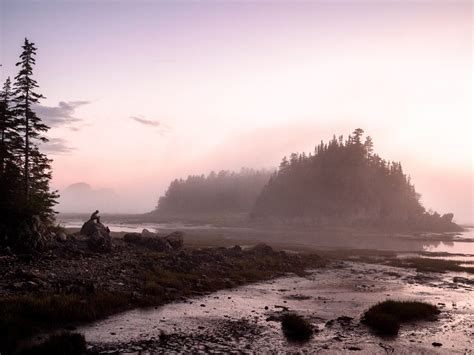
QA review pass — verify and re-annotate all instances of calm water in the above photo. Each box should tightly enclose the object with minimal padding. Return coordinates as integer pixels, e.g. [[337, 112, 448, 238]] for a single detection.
[[60, 220, 217, 233], [61, 218, 474, 256]]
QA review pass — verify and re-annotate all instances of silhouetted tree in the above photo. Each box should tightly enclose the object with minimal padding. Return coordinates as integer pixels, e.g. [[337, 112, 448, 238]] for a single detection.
[[0, 38, 58, 246], [13, 38, 49, 200], [0, 77, 20, 175]]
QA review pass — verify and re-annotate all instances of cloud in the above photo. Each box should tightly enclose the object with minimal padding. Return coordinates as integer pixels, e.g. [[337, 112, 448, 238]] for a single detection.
[[131, 116, 162, 127], [35, 101, 90, 128], [131, 115, 171, 135], [40, 137, 75, 154]]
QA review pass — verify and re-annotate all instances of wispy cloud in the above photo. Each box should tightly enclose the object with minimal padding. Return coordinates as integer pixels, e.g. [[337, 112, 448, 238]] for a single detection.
[[40, 137, 75, 155], [131, 116, 162, 127], [131, 115, 171, 135], [35, 101, 90, 129]]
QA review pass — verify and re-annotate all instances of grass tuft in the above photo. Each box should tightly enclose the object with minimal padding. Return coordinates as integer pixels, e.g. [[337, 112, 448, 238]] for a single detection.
[[362, 300, 439, 335], [281, 313, 313, 342]]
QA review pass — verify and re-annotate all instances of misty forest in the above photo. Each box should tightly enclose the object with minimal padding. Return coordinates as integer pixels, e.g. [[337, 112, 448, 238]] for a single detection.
[[0, 3, 473, 354]]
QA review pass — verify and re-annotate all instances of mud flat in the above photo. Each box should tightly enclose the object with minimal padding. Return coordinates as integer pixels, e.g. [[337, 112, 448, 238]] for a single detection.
[[0, 239, 324, 353], [83, 261, 473, 354]]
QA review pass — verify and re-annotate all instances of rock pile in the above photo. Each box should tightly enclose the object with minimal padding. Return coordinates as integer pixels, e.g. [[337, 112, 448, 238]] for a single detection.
[[123, 229, 184, 252], [80, 219, 112, 253]]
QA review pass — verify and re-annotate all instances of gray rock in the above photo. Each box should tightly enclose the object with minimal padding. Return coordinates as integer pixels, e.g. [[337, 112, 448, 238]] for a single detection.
[[250, 243, 274, 255], [164, 231, 184, 249], [87, 229, 112, 253], [123, 233, 141, 243], [141, 229, 156, 238], [141, 236, 172, 252], [80, 219, 101, 236], [57, 232, 67, 242]]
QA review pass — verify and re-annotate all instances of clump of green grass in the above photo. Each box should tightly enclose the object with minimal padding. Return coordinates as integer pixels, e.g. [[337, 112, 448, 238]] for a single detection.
[[20, 332, 86, 355], [362, 300, 439, 335], [281, 313, 313, 342]]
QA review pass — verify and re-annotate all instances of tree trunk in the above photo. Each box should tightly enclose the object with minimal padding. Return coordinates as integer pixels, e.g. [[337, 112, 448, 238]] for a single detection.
[[24, 91, 29, 201], [0, 127, 4, 176]]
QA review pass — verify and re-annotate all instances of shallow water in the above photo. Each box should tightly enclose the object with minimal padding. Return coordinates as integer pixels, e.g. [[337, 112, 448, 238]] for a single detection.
[[422, 242, 474, 255], [397, 253, 474, 263], [62, 217, 474, 256], [81, 262, 473, 354], [60, 220, 218, 233]]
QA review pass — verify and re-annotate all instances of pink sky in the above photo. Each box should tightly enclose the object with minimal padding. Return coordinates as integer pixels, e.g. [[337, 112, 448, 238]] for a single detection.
[[0, 1, 472, 222]]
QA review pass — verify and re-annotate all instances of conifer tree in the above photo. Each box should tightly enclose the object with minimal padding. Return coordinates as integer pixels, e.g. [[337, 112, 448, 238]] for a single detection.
[[0, 77, 21, 175], [13, 38, 49, 200], [12, 38, 57, 220]]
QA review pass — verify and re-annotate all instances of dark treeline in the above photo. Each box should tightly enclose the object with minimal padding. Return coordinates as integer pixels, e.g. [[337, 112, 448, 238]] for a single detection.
[[155, 168, 273, 214], [251, 129, 459, 231], [0, 38, 57, 248]]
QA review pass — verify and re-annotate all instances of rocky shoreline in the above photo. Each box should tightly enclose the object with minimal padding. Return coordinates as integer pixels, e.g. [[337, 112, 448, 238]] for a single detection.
[[0, 225, 325, 353]]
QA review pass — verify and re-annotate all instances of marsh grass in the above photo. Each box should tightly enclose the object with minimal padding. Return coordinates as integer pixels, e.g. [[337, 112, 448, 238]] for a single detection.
[[362, 300, 439, 335], [20, 332, 86, 355], [0, 292, 129, 353], [1, 247, 325, 352]]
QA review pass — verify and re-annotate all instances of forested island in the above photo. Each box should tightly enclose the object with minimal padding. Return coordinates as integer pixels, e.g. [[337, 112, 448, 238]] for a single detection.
[[153, 129, 461, 232], [155, 168, 273, 214]]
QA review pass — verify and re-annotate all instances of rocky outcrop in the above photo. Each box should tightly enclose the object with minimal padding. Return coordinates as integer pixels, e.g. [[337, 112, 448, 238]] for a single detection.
[[123, 230, 184, 252], [123, 233, 141, 243], [80, 219, 112, 253], [164, 231, 184, 249], [250, 243, 273, 255], [16, 215, 53, 252]]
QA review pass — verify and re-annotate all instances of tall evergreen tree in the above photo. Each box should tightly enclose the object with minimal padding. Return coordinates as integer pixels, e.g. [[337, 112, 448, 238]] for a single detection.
[[12, 38, 57, 221], [15, 38, 49, 201], [13, 38, 49, 200], [0, 77, 21, 175]]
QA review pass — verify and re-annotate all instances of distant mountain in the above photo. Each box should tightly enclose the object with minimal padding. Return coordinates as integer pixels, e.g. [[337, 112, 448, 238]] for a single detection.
[[57, 182, 123, 213]]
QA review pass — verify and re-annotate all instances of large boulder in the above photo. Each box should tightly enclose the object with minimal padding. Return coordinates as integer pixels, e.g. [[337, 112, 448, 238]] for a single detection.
[[141, 237, 172, 252], [87, 229, 112, 253], [141, 229, 156, 238], [123, 232, 141, 243], [16, 215, 52, 252], [80, 220, 112, 253], [164, 231, 184, 249], [250, 243, 274, 255], [123, 230, 184, 252], [80, 219, 101, 236], [56, 232, 68, 242]]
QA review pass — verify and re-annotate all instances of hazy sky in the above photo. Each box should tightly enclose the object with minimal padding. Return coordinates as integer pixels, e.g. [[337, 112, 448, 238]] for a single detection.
[[0, 0, 472, 222]]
